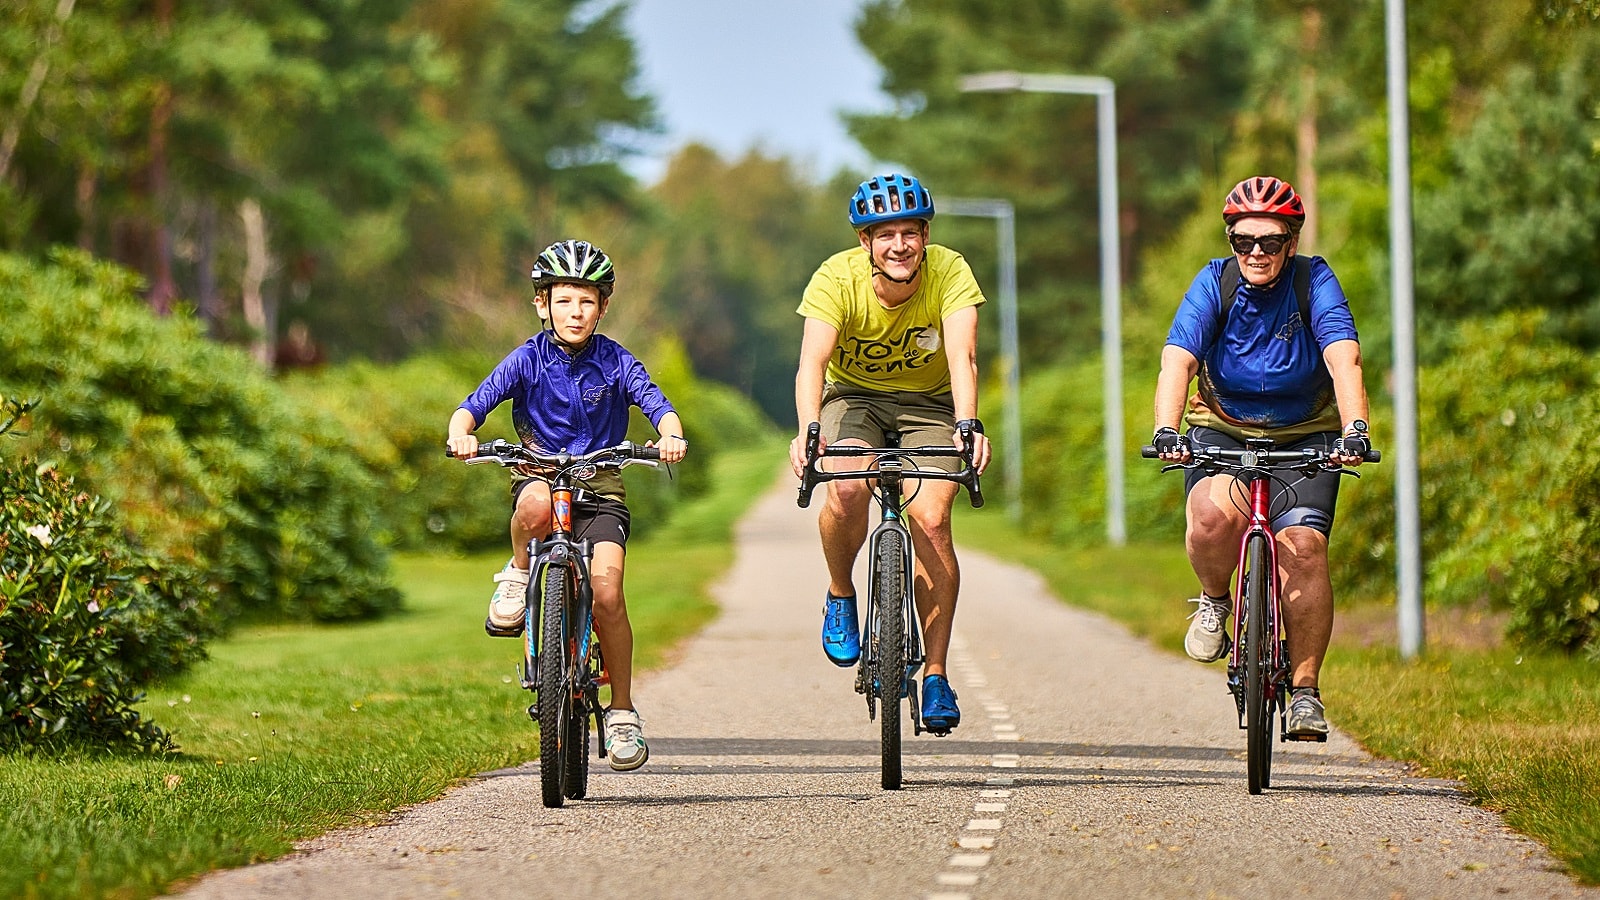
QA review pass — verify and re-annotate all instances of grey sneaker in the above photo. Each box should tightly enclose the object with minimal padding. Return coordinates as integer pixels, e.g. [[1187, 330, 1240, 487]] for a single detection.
[[487, 560, 529, 635], [1285, 692, 1330, 738], [1184, 594, 1231, 662], [604, 708, 649, 771]]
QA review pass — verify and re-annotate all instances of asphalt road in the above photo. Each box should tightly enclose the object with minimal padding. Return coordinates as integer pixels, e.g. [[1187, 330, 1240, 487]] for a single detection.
[[175, 474, 1593, 900]]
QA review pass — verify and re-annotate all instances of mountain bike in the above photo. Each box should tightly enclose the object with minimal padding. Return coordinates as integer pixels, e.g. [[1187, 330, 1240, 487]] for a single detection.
[[452, 438, 660, 808], [1143, 438, 1378, 794], [797, 421, 983, 790]]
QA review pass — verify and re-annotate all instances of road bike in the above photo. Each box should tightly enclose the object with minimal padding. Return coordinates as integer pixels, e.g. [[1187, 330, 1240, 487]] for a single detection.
[[1143, 438, 1378, 794], [797, 421, 983, 789], [453, 438, 660, 808]]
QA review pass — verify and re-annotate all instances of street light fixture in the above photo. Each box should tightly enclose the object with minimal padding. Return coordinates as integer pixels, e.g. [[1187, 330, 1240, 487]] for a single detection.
[[959, 71, 1126, 546]]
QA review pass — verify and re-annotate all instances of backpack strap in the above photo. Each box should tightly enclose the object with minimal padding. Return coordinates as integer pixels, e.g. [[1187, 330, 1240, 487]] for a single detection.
[[1216, 256, 1316, 350]]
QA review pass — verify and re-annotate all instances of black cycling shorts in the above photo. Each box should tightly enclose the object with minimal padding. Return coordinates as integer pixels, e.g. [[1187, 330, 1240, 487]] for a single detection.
[[511, 478, 632, 547], [1182, 426, 1341, 536]]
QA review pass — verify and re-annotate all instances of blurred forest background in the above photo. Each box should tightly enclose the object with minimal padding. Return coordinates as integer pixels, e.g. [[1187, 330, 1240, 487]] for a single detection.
[[2, 0, 1598, 745]]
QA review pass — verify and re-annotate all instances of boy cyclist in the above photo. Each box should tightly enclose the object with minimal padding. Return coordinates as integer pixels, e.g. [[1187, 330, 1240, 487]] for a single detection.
[[446, 239, 688, 771]]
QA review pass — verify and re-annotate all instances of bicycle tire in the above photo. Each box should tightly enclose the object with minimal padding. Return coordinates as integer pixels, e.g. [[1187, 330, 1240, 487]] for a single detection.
[[874, 529, 906, 791], [1243, 532, 1273, 794], [538, 565, 571, 808], [563, 688, 589, 800]]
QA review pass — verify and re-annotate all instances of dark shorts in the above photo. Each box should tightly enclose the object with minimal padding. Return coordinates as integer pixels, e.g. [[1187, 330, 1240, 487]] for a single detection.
[[1182, 426, 1341, 536], [511, 478, 632, 547], [819, 382, 961, 473]]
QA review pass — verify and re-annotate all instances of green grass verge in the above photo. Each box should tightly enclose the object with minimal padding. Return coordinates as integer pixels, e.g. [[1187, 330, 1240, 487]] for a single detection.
[[0, 440, 784, 900], [956, 509, 1600, 885]]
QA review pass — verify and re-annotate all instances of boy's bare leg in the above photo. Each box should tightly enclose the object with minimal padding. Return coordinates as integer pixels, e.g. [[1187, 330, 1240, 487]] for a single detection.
[[589, 541, 633, 708]]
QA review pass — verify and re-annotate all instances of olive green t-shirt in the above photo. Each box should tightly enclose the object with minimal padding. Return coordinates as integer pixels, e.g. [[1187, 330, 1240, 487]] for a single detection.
[[796, 244, 986, 394]]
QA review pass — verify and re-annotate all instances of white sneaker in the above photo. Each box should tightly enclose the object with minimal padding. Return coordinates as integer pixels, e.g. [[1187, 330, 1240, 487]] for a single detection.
[[487, 560, 529, 634], [1286, 692, 1330, 738], [1184, 594, 1231, 662], [603, 708, 649, 771]]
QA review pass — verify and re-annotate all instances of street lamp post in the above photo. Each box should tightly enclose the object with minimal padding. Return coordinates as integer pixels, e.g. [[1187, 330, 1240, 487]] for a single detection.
[[1386, 0, 1424, 657], [959, 71, 1126, 546], [945, 197, 1021, 522]]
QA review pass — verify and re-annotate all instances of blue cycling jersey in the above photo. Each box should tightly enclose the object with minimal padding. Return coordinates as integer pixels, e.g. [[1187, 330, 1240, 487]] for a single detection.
[[1165, 256, 1358, 434], [459, 331, 676, 455]]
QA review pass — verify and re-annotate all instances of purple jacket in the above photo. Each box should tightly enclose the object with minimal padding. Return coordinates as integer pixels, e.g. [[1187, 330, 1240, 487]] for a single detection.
[[459, 331, 676, 454]]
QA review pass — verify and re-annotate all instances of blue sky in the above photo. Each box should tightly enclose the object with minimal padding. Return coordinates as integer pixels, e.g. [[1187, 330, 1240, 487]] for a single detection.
[[622, 0, 892, 184]]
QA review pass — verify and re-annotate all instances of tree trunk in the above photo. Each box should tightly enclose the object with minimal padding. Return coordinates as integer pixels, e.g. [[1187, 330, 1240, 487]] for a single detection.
[[0, 0, 76, 183], [1296, 4, 1322, 253], [196, 200, 221, 337], [145, 0, 178, 314], [239, 198, 275, 368], [75, 165, 96, 251]]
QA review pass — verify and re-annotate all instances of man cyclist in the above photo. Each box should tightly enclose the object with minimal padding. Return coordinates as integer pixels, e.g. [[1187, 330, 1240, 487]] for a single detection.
[[789, 173, 992, 735], [1152, 176, 1371, 738]]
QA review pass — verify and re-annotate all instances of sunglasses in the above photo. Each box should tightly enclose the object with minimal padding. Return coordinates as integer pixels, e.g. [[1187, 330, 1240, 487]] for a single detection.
[[1227, 231, 1293, 255]]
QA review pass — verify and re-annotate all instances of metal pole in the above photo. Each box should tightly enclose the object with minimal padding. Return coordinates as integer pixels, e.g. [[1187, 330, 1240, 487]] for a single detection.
[[958, 72, 1126, 546], [1386, 0, 1424, 656], [945, 198, 1022, 521], [1096, 88, 1126, 546]]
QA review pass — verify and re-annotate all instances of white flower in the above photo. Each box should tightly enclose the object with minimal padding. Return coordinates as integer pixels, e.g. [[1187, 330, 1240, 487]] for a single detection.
[[24, 524, 52, 547]]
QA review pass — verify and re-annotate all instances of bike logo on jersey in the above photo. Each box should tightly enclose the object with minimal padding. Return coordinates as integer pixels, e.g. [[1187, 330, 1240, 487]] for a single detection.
[[834, 326, 939, 376]]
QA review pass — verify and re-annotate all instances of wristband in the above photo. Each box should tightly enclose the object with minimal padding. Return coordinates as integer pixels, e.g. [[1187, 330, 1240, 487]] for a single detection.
[[663, 434, 688, 445], [955, 418, 985, 435]]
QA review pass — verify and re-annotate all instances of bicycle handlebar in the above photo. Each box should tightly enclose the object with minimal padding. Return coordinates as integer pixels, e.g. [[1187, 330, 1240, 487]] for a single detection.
[[797, 421, 984, 510], [446, 438, 662, 470], [1139, 443, 1382, 465]]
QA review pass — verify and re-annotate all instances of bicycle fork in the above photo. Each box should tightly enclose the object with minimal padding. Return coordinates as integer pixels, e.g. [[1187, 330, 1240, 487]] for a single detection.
[[856, 514, 926, 729]]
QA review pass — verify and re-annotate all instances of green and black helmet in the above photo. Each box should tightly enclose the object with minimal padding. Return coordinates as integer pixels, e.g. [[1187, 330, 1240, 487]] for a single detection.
[[531, 239, 615, 298]]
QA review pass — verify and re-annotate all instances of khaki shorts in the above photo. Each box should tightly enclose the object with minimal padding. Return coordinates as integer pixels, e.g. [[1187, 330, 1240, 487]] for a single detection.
[[819, 382, 960, 473]]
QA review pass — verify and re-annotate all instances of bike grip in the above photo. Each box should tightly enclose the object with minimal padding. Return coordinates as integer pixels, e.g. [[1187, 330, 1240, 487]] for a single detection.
[[1141, 445, 1159, 458], [968, 480, 985, 509], [797, 479, 815, 508], [1365, 449, 1382, 463], [637, 445, 662, 461]]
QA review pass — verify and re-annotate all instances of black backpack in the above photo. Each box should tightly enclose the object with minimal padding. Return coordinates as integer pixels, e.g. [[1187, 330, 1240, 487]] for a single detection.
[[1217, 256, 1314, 350]]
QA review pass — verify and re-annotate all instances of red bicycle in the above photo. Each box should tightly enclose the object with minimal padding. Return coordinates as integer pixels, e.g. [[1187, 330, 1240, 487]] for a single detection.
[[1143, 438, 1379, 794]]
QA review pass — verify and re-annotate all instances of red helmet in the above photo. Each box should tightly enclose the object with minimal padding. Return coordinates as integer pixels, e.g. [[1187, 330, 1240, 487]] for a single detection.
[[1222, 176, 1305, 225]]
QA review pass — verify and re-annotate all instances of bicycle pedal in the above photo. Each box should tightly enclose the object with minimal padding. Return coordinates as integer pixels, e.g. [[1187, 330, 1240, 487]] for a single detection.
[[484, 616, 523, 638], [1284, 732, 1329, 743]]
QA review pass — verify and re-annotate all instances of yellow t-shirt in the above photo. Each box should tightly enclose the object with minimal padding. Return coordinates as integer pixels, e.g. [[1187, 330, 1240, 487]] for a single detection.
[[796, 244, 987, 394]]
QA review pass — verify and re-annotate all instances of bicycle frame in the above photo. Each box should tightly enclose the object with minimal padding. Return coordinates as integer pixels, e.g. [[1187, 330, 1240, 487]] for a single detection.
[[853, 451, 926, 729], [1224, 448, 1287, 733], [521, 476, 599, 714]]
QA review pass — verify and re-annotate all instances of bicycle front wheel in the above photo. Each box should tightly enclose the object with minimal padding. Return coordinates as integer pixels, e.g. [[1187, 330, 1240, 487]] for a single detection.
[[537, 565, 573, 808], [1243, 532, 1274, 794], [874, 529, 907, 791]]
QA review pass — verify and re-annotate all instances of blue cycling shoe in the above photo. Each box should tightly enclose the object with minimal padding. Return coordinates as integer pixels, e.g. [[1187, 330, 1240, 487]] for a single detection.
[[921, 674, 960, 735], [821, 593, 860, 667]]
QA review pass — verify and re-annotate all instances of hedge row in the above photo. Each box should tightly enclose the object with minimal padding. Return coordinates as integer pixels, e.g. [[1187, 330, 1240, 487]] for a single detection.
[[0, 250, 400, 623]]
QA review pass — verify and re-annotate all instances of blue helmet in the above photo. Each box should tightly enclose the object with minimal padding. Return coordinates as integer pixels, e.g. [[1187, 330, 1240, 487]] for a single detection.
[[848, 173, 935, 230]]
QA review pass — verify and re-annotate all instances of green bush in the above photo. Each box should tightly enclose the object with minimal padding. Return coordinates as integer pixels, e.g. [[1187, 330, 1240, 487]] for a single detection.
[[1331, 313, 1587, 596], [1, 400, 214, 751], [0, 250, 399, 622]]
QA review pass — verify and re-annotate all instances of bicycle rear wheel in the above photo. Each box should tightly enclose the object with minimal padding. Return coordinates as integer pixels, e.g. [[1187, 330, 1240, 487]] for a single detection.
[[1243, 532, 1274, 794], [537, 565, 572, 808], [874, 529, 907, 791]]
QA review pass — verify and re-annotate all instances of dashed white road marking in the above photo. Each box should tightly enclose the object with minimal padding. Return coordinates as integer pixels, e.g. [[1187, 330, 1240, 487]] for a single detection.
[[926, 636, 1022, 900]]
